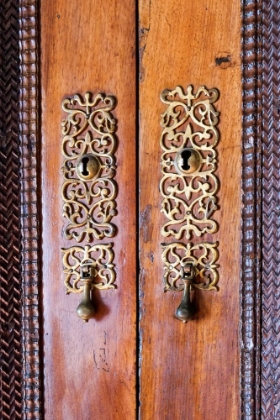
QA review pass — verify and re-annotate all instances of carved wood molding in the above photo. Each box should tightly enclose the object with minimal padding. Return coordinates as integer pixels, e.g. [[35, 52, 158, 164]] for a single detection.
[[0, 0, 277, 418], [19, 1, 42, 418], [0, 1, 22, 419], [261, 1, 280, 418], [241, 1, 262, 419]]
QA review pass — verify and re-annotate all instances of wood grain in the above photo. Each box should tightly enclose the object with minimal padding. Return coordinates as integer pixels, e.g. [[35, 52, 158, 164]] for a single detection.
[[139, 1, 242, 419], [41, 1, 136, 419]]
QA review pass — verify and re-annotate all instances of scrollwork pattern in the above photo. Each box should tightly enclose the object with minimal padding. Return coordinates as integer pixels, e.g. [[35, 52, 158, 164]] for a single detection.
[[160, 85, 219, 239], [61, 244, 116, 293], [162, 242, 219, 292], [61, 92, 117, 242]]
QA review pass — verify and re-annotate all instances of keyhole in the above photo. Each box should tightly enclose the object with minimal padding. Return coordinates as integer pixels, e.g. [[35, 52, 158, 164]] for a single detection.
[[180, 150, 192, 170], [175, 148, 201, 175], [81, 157, 89, 176], [76, 154, 100, 180]]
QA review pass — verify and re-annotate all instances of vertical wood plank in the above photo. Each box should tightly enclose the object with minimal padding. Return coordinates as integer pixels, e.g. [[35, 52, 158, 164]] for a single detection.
[[41, 2, 136, 419], [139, 1, 242, 419]]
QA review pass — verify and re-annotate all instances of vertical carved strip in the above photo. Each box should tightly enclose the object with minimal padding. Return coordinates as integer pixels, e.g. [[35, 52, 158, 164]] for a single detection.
[[19, 1, 42, 418], [261, 1, 280, 418], [0, 1, 22, 419], [241, 1, 262, 419]]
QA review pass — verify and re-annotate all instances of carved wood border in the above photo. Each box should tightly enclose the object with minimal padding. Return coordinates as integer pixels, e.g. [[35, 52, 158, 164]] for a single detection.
[[241, 1, 262, 419], [0, 1, 22, 419], [260, 1, 280, 418], [19, 1, 42, 418], [241, 1, 280, 419], [0, 0, 277, 418]]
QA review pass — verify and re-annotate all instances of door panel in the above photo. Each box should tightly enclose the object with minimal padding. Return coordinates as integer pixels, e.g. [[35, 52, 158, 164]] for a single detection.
[[40, 0, 242, 419], [41, 1, 136, 419], [139, 1, 241, 419]]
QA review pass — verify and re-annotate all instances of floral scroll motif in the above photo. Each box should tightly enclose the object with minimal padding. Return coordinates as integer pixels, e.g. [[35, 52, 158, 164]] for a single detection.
[[61, 92, 117, 243], [160, 85, 220, 240], [162, 242, 219, 292], [61, 244, 116, 294]]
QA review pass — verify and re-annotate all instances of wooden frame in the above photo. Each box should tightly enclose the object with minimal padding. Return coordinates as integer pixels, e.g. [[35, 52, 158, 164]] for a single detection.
[[258, 1, 280, 418], [0, 0, 278, 418], [19, 1, 42, 418], [241, 1, 262, 418]]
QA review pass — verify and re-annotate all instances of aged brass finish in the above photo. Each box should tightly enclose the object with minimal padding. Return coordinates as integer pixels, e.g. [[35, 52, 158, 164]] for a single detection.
[[61, 244, 116, 321], [61, 92, 117, 243], [162, 242, 219, 322], [76, 154, 100, 181], [76, 265, 96, 322], [160, 85, 220, 320], [62, 244, 116, 322], [162, 242, 218, 292], [62, 244, 116, 293], [61, 92, 118, 321], [174, 148, 201, 175], [175, 263, 196, 323], [160, 85, 219, 240]]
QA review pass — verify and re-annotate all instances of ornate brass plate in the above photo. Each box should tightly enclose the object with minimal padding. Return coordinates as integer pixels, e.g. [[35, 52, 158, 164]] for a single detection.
[[61, 92, 118, 243], [61, 244, 116, 294], [160, 85, 219, 240], [160, 85, 220, 321], [162, 242, 219, 292]]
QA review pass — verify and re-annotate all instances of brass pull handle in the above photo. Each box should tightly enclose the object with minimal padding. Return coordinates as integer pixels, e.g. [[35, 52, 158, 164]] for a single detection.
[[61, 92, 118, 322], [62, 244, 116, 322], [160, 85, 220, 321], [162, 242, 219, 322], [175, 263, 196, 323], [76, 265, 96, 322]]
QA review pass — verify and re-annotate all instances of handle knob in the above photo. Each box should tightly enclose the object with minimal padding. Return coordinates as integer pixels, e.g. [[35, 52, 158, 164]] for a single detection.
[[76, 265, 96, 322], [175, 263, 196, 323], [76, 282, 95, 322]]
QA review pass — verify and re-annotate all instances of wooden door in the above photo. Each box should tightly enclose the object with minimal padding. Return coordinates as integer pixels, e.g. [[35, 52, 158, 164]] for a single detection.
[[41, 1, 137, 419], [138, 2, 241, 419], [40, 1, 241, 419]]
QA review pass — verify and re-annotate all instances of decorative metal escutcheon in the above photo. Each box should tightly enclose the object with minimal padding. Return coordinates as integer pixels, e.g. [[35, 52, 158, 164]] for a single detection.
[[62, 244, 116, 322], [160, 84, 220, 240], [160, 85, 220, 322], [162, 242, 219, 322], [61, 92, 118, 321], [61, 91, 118, 243]]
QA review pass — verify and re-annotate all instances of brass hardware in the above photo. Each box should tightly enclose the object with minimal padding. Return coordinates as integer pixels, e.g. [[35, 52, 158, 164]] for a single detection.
[[160, 85, 220, 320], [61, 244, 116, 322], [162, 242, 218, 292], [76, 265, 96, 322], [162, 242, 219, 322], [61, 92, 117, 243], [175, 263, 196, 323], [174, 148, 201, 175], [62, 244, 115, 292], [160, 85, 219, 240], [76, 154, 100, 181]]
